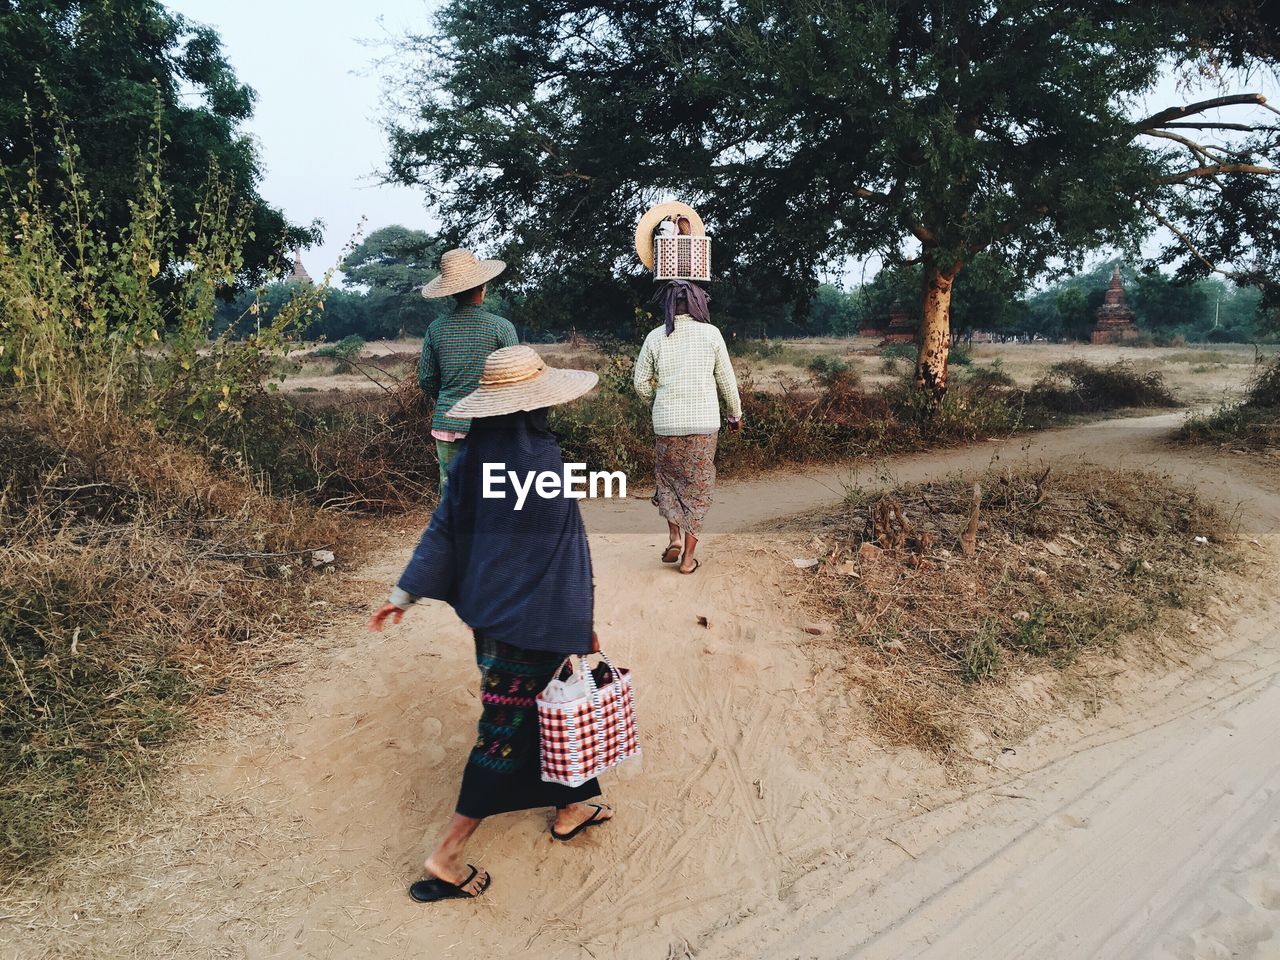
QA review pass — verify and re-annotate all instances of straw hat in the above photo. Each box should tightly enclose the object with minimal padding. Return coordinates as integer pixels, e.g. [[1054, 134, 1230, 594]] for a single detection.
[[447, 345, 598, 418], [634, 201, 706, 271], [420, 248, 507, 299]]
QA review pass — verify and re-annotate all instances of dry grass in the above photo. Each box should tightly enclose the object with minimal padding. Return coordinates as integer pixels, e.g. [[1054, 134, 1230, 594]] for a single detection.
[[1180, 354, 1280, 450], [1027, 360, 1178, 413], [792, 467, 1235, 758], [0, 405, 349, 876]]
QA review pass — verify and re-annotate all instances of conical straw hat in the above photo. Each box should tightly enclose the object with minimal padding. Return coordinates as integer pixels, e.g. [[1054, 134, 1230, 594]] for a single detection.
[[447, 345, 599, 418], [421, 248, 507, 298], [635, 200, 706, 271]]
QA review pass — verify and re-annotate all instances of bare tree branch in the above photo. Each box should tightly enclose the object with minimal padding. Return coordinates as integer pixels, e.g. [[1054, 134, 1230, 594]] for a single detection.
[[1160, 121, 1275, 133], [909, 222, 936, 246], [1133, 197, 1240, 280], [1137, 94, 1269, 130], [1155, 163, 1280, 184], [1140, 128, 1220, 163]]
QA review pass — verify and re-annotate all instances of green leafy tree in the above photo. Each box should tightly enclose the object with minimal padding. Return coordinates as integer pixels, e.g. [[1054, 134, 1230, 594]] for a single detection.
[[949, 256, 1027, 340], [807, 284, 859, 336], [0, 0, 316, 282], [1054, 288, 1095, 342], [386, 0, 1280, 399], [1022, 289, 1064, 341], [1206, 281, 1265, 339], [852, 263, 921, 335], [341, 225, 447, 338], [849, 253, 1026, 340], [1131, 272, 1209, 331]]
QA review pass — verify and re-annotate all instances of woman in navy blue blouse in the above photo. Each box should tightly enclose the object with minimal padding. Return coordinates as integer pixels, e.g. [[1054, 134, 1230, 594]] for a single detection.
[[370, 346, 610, 904]]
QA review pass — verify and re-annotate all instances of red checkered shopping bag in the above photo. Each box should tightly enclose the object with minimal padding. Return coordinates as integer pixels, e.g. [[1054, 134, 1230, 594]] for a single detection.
[[538, 652, 640, 788]]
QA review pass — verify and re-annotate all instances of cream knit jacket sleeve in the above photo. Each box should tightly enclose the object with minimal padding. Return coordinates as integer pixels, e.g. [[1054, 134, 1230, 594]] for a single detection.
[[634, 330, 657, 404], [713, 331, 743, 421]]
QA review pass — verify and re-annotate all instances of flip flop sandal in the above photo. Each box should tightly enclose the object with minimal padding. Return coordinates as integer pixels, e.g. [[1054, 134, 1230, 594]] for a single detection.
[[661, 544, 681, 563], [678, 558, 701, 575], [551, 803, 613, 842], [408, 864, 491, 902]]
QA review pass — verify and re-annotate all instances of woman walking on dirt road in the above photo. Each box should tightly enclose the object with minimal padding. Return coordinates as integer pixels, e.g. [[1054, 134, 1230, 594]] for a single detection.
[[418, 248, 518, 494], [632, 201, 742, 575], [370, 345, 614, 903]]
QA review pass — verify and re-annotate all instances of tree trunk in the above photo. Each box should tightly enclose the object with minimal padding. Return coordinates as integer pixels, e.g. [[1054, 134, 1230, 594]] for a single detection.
[[915, 258, 961, 398]]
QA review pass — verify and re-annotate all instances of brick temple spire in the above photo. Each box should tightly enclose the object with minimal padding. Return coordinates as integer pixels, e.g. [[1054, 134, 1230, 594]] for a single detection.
[[288, 249, 312, 284], [1090, 266, 1138, 344]]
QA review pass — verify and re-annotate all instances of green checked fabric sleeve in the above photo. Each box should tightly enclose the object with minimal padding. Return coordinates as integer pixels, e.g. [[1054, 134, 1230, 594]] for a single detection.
[[633, 316, 743, 436], [419, 306, 519, 433]]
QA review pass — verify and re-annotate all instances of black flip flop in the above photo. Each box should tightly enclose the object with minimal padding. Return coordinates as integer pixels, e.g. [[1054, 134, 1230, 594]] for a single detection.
[[661, 544, 681, 563], [551, 803, 612, 842], [408, 864, 491, 902], [678, 558, 701, 575]]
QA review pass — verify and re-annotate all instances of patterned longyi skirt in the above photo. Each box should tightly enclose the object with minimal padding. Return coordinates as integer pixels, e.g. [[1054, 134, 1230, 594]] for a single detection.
[[454, 634, 600, 820], [652, 433, 718, 536]]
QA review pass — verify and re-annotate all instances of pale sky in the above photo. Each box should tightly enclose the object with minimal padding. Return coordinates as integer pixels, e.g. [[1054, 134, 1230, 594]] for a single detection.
[[166, 1, 1276, 288], [168, 0, 438, 279]]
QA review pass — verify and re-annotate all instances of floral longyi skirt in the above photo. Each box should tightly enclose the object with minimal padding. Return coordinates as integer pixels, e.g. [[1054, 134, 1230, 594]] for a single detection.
[[652, 433, 717, 536]]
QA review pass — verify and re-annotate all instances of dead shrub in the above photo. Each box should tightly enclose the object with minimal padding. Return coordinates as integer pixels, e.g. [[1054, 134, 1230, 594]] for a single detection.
[[287, 375, 440, 510], [0, 406, 345, 874], [1179, 354, 1280, 449], [1245, 354, 1280, 409], [800, 468, 1232, 756], [1028, 359, 1178, 413]]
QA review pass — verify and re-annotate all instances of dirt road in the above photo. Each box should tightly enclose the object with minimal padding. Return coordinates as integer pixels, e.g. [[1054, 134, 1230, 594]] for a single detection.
[[5, 413, 1279, 960]]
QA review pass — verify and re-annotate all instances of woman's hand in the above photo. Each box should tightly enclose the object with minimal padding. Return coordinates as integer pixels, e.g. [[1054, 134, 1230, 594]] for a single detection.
[[369, 603, 406, 632], [727, 415, 743, 432], [591, 630, 600, 653]]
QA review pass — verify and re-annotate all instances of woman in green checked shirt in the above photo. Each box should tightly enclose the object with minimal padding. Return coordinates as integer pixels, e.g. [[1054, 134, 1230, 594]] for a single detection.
[[419, 249, 519, 493], [633, 280, 743, 574]]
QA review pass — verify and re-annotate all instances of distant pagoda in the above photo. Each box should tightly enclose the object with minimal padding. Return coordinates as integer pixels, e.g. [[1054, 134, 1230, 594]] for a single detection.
[[858, 312, 887, 339], [288, 249, 312, 285], [881, 303, 918, 344], [1089, 266, 1138, 344]]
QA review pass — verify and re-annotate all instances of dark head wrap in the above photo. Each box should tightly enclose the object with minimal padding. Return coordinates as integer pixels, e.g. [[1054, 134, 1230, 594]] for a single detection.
[[396, 409, 594, 655], [651, 280, 710, 336]]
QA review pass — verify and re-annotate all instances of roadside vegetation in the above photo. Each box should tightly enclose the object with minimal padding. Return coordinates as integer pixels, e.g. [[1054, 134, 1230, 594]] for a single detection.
[[0, 126, 359, 874], [794, 468, 1235, 757], [1180, 354, 1280, 450]]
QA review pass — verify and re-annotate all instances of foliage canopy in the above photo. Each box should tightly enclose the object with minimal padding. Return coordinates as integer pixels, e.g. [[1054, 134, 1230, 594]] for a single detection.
[[386, 0, 1280, 389], [0, 0, 316, 283]]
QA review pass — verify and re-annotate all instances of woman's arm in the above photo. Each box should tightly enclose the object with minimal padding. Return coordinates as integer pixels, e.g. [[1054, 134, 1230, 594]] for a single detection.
[[369, 477, 457, 630], [632, 334, 657, 403], [418, 330, 441, 398], [713, 332, 743, 420]]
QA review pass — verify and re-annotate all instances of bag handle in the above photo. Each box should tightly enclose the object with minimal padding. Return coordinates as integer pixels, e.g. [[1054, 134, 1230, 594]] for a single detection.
[[552, 652, 623, 712]]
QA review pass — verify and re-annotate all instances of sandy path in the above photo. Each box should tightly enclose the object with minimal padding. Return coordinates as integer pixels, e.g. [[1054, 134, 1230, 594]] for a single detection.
[[701, 594, 1280, 959], [4, 413, 1279, 960], [587, 412, 1280, 535]]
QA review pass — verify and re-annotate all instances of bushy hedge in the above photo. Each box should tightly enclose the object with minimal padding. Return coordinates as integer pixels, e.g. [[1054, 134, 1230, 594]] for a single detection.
[[1180, 355, 1280, 448], [1028, 360, 1178, 413]]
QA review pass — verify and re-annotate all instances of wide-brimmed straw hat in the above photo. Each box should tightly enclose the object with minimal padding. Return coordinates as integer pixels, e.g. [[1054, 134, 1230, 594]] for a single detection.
[[634, 200, 706, 271], [420, 248, 507, 299], [447, 345, 598, 418]]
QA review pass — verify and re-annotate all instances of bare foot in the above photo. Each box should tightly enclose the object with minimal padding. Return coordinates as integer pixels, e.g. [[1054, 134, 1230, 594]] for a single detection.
[[662, 542, 681, 563], [423, 854, 489, 896], [553, 802, 614, 838], [678, 555, 700, 574]]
